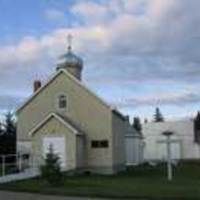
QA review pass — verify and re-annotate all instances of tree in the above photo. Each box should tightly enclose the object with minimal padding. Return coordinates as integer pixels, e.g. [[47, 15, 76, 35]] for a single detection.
[[133, 117, 142, 134], [4, 112, 16, 136], [194, 111, 200, 143], [154, 107, 164, 122], [0, 122, 4, 135], [0, 122, 5, 155], [40, 144, 63, 185], [0, 112, 16, 155], [4, 112, 16, 154]]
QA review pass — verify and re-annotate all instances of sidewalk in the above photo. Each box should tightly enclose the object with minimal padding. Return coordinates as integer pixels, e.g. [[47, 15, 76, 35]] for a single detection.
[[0, 168, 39, 183]]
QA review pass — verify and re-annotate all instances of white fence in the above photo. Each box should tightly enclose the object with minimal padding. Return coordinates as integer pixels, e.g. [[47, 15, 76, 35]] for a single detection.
[[0, 153, 33, 177], [0, 154, 43, 183]]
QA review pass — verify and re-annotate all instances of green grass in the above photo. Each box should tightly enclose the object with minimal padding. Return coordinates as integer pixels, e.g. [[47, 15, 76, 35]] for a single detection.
[[0, 162, 200, 199]]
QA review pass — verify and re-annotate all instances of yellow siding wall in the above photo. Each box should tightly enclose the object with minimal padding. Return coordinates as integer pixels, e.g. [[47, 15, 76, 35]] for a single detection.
[[17, 71, 113, 169]]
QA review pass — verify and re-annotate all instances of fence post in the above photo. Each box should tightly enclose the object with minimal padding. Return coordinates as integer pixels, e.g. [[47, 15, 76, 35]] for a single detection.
[[16, 154, 18, 170], [2, 155, 5, 176], [18, 153, 22, 172], [29, 154, 33, 169]]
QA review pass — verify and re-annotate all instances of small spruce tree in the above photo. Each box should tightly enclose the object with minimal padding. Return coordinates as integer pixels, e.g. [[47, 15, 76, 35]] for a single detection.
[[154, 107, 164, 122], [40, 144, 63, 185], [133, 117, 142, 134]]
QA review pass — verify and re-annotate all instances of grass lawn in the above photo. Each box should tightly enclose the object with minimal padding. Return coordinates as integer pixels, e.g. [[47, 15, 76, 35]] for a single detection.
[[0, 162, 200, 199]]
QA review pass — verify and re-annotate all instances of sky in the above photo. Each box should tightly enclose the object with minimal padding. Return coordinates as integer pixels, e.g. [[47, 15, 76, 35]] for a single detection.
[[0, 0, 199, 121]]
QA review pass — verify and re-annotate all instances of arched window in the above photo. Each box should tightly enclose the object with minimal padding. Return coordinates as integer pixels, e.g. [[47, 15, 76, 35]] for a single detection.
[[58, 94, 67, 109]]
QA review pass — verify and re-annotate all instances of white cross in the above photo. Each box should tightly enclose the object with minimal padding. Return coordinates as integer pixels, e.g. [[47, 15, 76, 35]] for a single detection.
[[162, 131, 174, 181], [67, 34, 73, 50]]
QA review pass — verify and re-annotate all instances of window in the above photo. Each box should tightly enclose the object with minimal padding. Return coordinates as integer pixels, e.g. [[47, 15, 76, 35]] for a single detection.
[[58, 94, 67, 109], [100, 140, 109, 147], [91, 140, 99, 148], [91, 140, 109, 148]]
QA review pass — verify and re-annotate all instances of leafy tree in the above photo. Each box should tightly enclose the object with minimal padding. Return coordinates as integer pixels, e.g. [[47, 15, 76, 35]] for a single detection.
[[133, 117, 142, 134], [40, 144, 63, 186], [154, 107, 164, 122], [194, 111, 200, 143]]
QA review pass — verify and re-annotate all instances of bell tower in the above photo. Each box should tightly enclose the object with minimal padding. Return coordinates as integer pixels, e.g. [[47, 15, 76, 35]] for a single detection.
[[57, 34, 83, 80]]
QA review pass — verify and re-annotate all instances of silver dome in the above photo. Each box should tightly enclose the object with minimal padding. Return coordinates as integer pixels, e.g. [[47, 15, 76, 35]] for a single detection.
[[59, 50, 83, 68], [56, 35, 84, 80]]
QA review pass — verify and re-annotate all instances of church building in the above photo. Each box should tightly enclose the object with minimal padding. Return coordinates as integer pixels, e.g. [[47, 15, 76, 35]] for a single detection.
[[16, 37, 127, 174]]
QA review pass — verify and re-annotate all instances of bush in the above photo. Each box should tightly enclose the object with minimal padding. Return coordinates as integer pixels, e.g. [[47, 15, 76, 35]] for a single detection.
[[40, 144, 63, 186]]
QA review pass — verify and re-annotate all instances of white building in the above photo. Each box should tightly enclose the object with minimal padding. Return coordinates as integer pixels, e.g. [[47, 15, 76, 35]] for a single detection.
[[125, 118, 144, 165], [143, 120, 200, 162]]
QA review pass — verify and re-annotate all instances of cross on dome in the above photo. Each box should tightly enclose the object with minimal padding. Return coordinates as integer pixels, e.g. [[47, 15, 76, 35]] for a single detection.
[[57, 33, 83, 80], [67, 34, 73, 51]]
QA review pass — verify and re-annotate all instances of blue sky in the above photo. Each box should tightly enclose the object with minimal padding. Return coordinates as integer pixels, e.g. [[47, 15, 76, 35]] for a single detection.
[[0, 0, 74, 42], [0, 0, 199, 121]]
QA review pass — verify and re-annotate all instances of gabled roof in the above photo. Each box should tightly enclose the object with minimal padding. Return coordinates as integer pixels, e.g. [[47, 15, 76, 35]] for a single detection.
[[16, 69, 112, 113], [29, 112, 83, 136], [16, 68, 126, 121], [56, 113, 86, 135]]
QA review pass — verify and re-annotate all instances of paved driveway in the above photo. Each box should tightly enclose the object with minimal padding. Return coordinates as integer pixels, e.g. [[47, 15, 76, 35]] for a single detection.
[[0, 191, 122, 200]]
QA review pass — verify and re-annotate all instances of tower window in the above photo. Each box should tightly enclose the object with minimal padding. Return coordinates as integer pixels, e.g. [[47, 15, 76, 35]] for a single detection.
[[58, 94, 67, 109]]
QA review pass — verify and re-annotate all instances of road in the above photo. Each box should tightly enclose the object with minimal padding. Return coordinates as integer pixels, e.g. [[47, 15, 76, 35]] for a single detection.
[[0, 190, 123, 200]]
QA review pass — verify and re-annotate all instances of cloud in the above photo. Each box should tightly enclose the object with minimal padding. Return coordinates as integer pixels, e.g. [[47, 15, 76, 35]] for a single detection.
[[0, 0, 200, 117], [71, 1, 110, 25], [70, 0, 200, 64], [0, 95, 23, 110], [113, 91, 200, 108], [44, 9, 65, 22], [1, 0, 199, 83]]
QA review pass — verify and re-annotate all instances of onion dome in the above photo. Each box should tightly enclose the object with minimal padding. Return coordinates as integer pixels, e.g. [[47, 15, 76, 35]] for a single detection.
[[57, 34, 83, 80]]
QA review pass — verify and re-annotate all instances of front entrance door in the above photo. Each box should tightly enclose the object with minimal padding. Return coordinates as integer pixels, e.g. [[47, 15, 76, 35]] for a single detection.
[[43, 136, 66, 168]]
